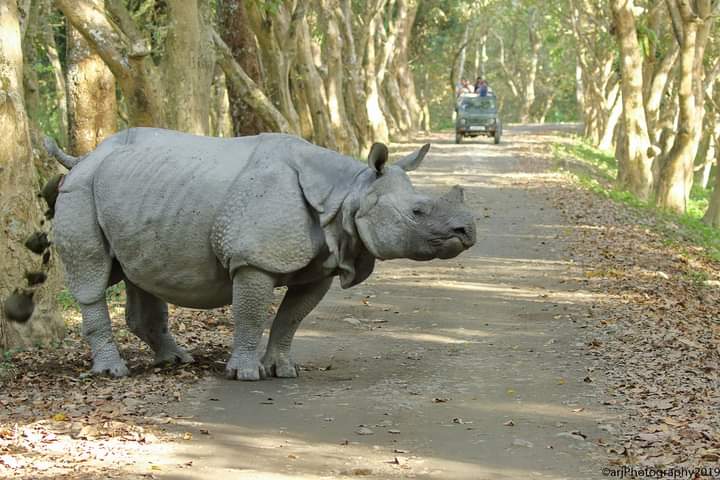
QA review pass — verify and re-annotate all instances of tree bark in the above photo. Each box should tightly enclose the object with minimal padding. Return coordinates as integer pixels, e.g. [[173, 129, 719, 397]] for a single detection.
[[56, 0, 166, 127], [213, 32, 292, 134], [291, 72, 314, 140], [209, 66, 234, 138], [321, 0, 359, 155], [42, 2, 69, 148], [66, 1, 117, 156], [655, 0, 714, 212], [364, 15, 389, 144], [163, 0, 214, 134], [1, 0, 63, 350], [296, 15, 337, 150], [455, 24, 470, 86], [246, 2, 302, 134], [703, 133, 720, 226], [610, 0, 654, 200], [338, 0, 373, 154], [520, 10, 541, 123], [598, 82, 622, 151], [218, 0, 265, 136], [390, 0, 421, 131]]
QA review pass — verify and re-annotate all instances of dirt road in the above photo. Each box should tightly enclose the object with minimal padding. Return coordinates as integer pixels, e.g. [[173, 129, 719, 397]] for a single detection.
[[146, 126, 612, 480]]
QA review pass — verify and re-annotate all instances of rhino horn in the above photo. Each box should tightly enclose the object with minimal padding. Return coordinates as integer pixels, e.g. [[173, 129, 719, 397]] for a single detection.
[[395, 143, 430, 171], [441, 185, 465, 204]]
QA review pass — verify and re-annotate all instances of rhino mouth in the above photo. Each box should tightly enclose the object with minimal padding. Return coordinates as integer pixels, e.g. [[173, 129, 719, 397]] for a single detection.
[[428, 236, 469, 259]]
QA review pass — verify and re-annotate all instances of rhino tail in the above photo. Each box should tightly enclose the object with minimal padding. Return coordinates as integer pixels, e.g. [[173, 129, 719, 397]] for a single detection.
[[44, 136, 79, 169]]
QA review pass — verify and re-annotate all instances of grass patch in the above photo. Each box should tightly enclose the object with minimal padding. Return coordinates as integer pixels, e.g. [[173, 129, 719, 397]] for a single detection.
[[57, 282, 127, 311], [553, 138, 720, 262]]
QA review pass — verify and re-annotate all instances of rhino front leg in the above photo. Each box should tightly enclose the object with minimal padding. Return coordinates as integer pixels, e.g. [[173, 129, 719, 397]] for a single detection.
[[124, 280, 193, 366], [262, 277, 333, 378], [226, 267, 276, 381]]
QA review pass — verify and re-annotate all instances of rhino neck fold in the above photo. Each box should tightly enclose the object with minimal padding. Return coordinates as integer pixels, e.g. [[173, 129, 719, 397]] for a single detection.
[[321, 172, 376, 289]]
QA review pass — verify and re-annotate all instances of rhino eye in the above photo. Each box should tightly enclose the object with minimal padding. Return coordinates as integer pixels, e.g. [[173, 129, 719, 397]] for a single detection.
[[412, 208, 426, 217]]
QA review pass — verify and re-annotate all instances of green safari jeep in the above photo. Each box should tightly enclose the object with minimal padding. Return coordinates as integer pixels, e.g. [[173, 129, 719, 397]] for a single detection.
[[455, 93, 502, 144]]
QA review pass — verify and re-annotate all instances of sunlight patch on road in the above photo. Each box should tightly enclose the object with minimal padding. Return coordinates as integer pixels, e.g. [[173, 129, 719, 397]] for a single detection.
[[162, 420, 571, 480], [381, 331, 483, 344], [466, 400, 616, 423]]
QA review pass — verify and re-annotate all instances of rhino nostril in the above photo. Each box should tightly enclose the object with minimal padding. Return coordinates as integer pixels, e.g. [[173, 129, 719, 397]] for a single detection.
[[452, 227, 467, 237]]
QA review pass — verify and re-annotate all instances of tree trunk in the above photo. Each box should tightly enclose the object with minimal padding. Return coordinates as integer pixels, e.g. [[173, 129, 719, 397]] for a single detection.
[[57, 0, 166, 127], [338, 0, 373, 154], [364, 15, 389, 144], [66, 4, 117, 156], [321, 0, 359, 155], [644, 44, 679, 142], [0, 0, 63, 351], [296, 16, 337, 150], [213, 32, 292, 134], [392, 0, 421, 130], [42, 5, 69, 148], [703, 137, 720, 226], [696, 128, 714, 189], [246, 2, 302, 135], [655, 2, 699, 212], [291, 73, 314, 140], [21, 0, 42, 126], [163, 0, 214, 134], [219, 0, 265, 136], [610, 0, 654, 200], [209, 66, 234, 138], [598, 82, 622, 151], [455, 24, 470, 86], [520, 12, 541, 124]]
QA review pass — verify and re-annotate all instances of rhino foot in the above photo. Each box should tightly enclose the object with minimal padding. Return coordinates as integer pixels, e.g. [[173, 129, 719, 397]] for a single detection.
[[153, 346, 194, 366], [91, 352, 129, 378], [225, 351, 267, 381], [262, 352, 299, 378]]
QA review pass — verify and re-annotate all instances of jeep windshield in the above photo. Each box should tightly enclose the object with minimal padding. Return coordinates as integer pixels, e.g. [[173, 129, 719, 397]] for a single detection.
[[459, 97, 496, 113]]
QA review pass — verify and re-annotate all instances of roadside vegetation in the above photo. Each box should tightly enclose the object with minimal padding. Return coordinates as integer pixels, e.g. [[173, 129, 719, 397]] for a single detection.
[[554, 139, 720, 263]]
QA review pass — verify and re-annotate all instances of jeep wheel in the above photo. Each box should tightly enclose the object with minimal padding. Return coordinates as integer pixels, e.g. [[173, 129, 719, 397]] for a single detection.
[[455, 133, 463, 144]]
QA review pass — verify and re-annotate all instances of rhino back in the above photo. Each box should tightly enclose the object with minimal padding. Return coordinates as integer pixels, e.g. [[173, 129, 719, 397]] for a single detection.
[[93, 129, 261, 307]]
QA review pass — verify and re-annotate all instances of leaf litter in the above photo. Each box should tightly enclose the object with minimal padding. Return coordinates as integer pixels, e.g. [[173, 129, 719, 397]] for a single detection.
[[0, 303, 234, 479], [545, 169, 720, 467]]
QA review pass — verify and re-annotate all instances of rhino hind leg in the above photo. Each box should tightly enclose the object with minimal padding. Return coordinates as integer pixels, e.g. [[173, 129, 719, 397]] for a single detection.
[[262, 277, 333, 378], [54, 190, 127, 377], [124, 280, 193, 366], [225, 267, 276, 381], [80, 301, 129, 377]]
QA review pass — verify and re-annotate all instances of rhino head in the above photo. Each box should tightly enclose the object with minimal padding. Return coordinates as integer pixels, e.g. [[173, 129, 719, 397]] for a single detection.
[[355, 143, 476, 261]]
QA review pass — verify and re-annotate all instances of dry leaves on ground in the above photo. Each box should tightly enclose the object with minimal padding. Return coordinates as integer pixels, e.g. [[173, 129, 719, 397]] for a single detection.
[[0, 305, 235, 479], [543, 176, 720, 467]]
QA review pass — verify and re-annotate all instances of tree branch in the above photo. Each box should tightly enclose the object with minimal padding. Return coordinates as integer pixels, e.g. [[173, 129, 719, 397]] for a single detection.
[[665, 0, 684, 45], [54, 0, 130, 80], [212, 31, 291, 134]]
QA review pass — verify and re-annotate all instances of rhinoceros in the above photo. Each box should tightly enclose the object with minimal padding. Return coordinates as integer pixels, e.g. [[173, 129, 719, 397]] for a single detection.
[[45, 128, 476, 380]]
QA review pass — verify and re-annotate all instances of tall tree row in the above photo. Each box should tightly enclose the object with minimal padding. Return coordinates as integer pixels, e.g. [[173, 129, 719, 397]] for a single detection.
[[5, 0, 720, 349], [51, 0, 427, 157], [571, 0, 720, 220]]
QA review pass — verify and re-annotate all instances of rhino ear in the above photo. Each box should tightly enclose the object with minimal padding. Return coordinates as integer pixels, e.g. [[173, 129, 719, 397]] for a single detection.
[[368, 143, 388, 175], [395, 143, 430, 171]]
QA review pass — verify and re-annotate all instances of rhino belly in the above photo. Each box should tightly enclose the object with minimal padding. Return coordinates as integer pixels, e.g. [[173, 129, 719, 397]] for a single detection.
[[118, 245, 233, 309], [108, 222, 233, 308]]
